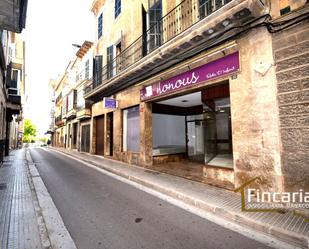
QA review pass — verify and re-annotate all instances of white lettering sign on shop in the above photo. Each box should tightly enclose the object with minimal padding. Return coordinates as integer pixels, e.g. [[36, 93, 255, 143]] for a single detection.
[[157, 72, 200, 95]]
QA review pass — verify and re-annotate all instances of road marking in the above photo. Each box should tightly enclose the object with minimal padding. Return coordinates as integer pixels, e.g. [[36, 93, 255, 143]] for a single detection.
[[27, 149, 77, 249]]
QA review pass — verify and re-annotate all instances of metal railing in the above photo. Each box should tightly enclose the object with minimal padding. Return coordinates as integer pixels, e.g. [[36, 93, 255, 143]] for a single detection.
[[85, 0, 232, 94], [76, 68, 91, 85], [55, 115, 63, 125]]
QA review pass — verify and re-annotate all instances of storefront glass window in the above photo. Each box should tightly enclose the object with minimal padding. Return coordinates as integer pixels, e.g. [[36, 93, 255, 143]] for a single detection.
[[123, 106, 140, 152], [152, 114, 186, 156]]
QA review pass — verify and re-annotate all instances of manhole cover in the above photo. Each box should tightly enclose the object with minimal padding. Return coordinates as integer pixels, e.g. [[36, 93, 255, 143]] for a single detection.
[[0, 183, 7, 190], [144, 170, 160, 175]]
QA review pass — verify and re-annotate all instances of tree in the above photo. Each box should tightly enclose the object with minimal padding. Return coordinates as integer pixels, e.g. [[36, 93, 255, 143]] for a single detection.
[[23, 119, 37, 143]]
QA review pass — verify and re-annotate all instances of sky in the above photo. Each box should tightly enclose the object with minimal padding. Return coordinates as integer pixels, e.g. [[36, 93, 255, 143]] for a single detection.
[[24, 0, 94, 136]]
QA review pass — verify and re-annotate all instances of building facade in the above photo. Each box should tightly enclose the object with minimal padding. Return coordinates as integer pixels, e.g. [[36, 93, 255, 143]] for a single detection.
[[52, 0, 309, 192], [0, 0, 28, 161], [52, 41, 93, 153]]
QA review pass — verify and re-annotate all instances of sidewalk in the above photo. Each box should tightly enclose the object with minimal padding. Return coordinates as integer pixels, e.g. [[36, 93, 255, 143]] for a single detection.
[[0, 149, 49, 249], [51, 147, 309, 249]]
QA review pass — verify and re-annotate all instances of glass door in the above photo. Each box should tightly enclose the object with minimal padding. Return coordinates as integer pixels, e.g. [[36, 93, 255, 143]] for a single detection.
[[203, 110, 217, 163], [187, 115, 205, 163], [187, 110, 217, 164]]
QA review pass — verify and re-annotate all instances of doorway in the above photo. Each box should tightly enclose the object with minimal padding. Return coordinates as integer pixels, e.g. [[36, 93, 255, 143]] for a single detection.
[[72, 123, 78, 149], [106, 112, 113, 156], [95, 116, 104, 156], [152, 83, 233, 168], [81, 124, 90, 153]]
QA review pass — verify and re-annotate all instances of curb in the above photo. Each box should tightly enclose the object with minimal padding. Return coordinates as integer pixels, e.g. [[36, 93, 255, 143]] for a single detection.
[[25, 149, 77, 249], [51, 147, 309, 249]]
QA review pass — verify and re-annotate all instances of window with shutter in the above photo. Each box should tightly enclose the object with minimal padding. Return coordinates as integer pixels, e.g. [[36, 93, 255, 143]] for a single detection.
[[85, 59, 89, 79], [98, 13, 103, 39], [115, 0, 121, 18], [93, 55, 103, 87], [107, 46, 114, 80], [148, 0, 162, 52]]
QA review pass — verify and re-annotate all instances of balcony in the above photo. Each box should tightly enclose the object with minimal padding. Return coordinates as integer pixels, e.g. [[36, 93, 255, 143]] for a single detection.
[[76, 68, 91, 85], [6, 94, 21, 115], [55, 115, 64, 127], [0, 0, 28, 33], [85, 0, 267, 100], [66, 105, 77, 120], [55, 93, 62, 105], [8, 94, 21, 105], [9, 57, 23, 70], [76, 108, 91, 120]]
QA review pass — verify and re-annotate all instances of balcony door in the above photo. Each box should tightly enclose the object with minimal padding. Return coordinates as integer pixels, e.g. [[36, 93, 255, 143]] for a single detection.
[[107, 46, 114, 80], [93, 55, 103, 87], [148, 0, 162, 52], [81, 124, 90, 153]]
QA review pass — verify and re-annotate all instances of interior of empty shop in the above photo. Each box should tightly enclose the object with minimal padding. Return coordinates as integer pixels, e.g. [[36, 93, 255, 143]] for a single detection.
[[151, 82, 233, 184]]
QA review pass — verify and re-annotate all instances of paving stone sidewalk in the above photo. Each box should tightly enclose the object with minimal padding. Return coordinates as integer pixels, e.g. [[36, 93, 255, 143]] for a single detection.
[[51, 147, 309, 249], [0, 149, 49, 249]]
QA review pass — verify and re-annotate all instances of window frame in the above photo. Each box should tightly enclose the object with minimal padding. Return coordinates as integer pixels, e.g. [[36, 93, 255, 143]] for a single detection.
[[122, 105, 140, 152], [98, 13, 103, 39], [114, 0, 121, 19]]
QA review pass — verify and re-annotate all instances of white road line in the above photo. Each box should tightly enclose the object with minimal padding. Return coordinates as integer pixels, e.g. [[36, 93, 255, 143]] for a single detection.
[[27, 149, 77, 249]]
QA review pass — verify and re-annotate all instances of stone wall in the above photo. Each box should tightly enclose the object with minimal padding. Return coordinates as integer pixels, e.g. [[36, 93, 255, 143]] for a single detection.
[[273, 19, 309, 191], [231, 27, 283, 192]]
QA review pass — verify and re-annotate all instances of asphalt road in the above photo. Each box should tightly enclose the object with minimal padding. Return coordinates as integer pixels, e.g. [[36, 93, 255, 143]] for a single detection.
[[30, 148, 272, 249]]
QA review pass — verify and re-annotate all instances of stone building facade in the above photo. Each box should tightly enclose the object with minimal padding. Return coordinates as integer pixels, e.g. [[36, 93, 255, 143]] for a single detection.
[[272, 10, 309, 192], [53, 0, 309, 192], [52, 41, 93, 153]]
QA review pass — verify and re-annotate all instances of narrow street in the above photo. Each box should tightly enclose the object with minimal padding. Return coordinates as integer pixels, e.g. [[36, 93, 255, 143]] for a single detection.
[[30, 148, 272, 249]]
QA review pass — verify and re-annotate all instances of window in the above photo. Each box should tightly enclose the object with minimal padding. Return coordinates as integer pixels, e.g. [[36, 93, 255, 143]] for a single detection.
[[116, 42, 122, 73], [67, 90, 76, 111], [115, 0, 121, 18], [98, 13, 103, 39], [106, 46, 114, 79], [199, 0, 212, 19], [123, 106, 140, 152], [279, 0, 291, 15], [148, 0, 162, 52], [93, 55, 103, 87], [62, 96, 67, 115], [85, 59, 89, 79], [76, 90, 85, 110]]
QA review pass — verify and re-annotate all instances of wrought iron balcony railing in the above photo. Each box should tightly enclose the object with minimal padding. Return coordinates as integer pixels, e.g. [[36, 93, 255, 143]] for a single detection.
[[55, 115, 63, 125], [76, 68, 91, 85], [85, 0, 232, 95]]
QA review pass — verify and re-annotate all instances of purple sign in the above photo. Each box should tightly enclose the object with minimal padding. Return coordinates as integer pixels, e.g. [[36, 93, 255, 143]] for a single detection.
[[103, 98, 117, 109], [140, 52, 240, 100]]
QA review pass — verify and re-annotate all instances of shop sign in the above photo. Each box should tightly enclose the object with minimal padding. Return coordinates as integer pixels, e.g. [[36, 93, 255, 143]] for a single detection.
[[140, 51, 240, 101], [103, 97, 117, 109]]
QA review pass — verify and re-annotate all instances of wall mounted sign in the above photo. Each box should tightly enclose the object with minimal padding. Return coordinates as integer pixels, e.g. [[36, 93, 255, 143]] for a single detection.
[[103, 97, 117, 109], [140, 51, 240, 101]]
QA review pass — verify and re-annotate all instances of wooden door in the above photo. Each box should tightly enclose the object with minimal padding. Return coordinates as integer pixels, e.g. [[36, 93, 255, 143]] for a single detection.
[[81, 125, 90, 153], [96, 116, 104, 156], [106, 113, 113, 156]]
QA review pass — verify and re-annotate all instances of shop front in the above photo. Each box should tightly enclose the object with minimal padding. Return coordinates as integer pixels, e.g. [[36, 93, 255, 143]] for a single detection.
[[139, 51, 239, 188]]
